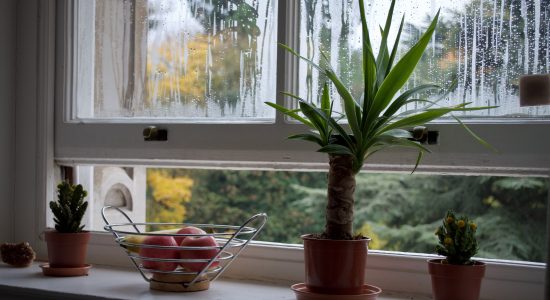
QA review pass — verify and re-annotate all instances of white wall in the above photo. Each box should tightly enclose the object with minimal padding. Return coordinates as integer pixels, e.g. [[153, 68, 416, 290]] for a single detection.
[[0, 0, 16, 243]]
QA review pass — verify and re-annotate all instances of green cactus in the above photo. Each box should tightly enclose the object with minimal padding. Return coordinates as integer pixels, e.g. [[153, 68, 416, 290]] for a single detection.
[[435, 210, 479, 265], [49, 181, 88, 233]]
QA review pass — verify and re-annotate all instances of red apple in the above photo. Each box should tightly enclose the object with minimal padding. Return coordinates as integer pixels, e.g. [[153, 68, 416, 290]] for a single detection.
[[174, 226, 207, 244], [139, 235, 179, 271], [179, 235, 220, 272]]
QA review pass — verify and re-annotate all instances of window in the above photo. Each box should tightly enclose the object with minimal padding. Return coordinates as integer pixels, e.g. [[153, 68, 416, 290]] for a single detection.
[[37, 0, 549, 298], [84, 166, 547, 263], [57, 0, 550, 173], [298, 0, 550, 118], [86, 0, 277, 121]]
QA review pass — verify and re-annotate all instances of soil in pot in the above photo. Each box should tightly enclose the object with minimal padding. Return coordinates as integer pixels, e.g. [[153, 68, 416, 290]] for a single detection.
[[428, 258, 486, 300], [302, 234, 370, 295]]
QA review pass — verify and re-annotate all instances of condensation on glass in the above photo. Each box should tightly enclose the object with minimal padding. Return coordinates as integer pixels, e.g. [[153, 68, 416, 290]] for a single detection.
[[299, 0, 550, 118], [87, 0, 277, 120]]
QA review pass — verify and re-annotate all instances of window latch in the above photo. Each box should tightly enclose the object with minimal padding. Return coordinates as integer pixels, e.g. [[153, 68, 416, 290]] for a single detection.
[[143, 126, 167, 141], [408, 126, 438, 145]]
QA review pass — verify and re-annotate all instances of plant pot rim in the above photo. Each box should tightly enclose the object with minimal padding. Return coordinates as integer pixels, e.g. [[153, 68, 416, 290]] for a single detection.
[[44, 229, 90, 234], [301, 233, 371, 243], [44, 229, 91, 237], [428, 258, 486, 267]]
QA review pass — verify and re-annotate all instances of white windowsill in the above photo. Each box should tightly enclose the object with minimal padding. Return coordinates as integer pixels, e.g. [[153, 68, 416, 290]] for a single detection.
[[0, 262, 429, 300]]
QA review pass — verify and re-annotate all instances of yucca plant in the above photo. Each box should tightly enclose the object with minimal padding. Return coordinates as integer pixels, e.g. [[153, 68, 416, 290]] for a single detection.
[[50, 181, 89, 233], [266, 0, 494, 240]]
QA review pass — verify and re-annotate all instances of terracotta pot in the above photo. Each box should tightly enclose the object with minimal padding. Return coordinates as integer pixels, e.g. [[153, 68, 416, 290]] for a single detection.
[[428, 259, 486, 300], [44, 230, 91, 268], [302, 234, 370, 295]]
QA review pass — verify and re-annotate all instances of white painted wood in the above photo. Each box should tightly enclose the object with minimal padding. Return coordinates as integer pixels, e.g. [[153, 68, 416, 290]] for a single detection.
[[0, 262, 429, 300], [0, 0, 16, 244], [14, 0, 55, 258], [30, 231, 545, 300], [545, 170, 550, 299], [74, 0, 95, 119], [54, 1, 550, 173], [14, 0, 40, 250]]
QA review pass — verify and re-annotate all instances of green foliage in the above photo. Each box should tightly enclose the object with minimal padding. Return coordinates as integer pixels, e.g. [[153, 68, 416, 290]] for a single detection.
[[146, 168, 547, 262], [178, 169, 327, 244], [266, 0, 494, 175], [291, 173, 547, 262], [49, 181, 88, 233], [435, 211, 478, 265]]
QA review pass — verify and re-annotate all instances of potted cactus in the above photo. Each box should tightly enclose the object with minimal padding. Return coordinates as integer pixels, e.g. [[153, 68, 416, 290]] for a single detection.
[[43, 181, 90, 274], [428, 210, 486, 300], [267, 0, 493, 296]]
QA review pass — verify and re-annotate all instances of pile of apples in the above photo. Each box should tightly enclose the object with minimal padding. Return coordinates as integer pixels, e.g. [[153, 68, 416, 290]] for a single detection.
[[139, 226, 219, 272]]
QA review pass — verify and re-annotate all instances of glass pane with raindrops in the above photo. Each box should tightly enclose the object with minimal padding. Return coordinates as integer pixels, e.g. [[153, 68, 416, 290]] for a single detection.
[[298, 0, 550, 119], [91, 0, 277, 121]]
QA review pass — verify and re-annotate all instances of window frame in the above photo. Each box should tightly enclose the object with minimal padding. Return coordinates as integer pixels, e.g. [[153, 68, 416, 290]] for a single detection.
[[55, 0, 550, 174], [14, 1, 549, 299]]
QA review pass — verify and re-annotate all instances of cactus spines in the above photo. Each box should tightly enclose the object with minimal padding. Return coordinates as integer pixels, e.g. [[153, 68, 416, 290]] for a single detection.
[[435, 210, 479, 265], [49, 181, 88, 233]]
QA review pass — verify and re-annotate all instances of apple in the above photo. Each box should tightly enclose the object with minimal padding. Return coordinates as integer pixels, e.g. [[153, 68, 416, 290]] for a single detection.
[[179, 235, 220, 272], [174, 226, 207, 244], [139, 235, 179, 271]]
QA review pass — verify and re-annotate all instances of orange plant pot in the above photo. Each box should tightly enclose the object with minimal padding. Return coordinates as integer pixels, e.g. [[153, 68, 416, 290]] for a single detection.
[[428, 259, 486, 300], [44, 230, 90, 268], [302, 234, 370, 295]]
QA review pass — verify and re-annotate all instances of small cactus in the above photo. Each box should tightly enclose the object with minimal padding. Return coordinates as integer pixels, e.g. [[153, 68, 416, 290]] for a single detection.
[[49, 181, 88, 233], [435, 210, 478, 265]]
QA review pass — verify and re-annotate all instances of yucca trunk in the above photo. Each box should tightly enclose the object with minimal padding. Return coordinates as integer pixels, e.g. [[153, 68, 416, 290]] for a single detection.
[[325, 155, 356, 240]]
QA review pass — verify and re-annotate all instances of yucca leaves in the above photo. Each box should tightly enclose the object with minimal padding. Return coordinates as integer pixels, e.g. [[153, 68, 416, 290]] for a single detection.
[[386, 15, 405, 79], [452, 115, 498, 152], [376, 0, 396, 86], [288, 133, 323, 145], [319, 144, 355, 156], [266, 0, 494, 174], [278, 43, 322, 72], [325, 70, 362, 143], [383, 84, 441, 118], [358, 0, 377, 108], [370, 10, 440, 121], [265, 102, 314, 128]]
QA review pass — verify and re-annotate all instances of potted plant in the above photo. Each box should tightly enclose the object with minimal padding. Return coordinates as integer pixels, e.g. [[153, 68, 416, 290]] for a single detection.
[[266, 0, 493, 296], [43, 181, 90, 275], [429, 210, 485, 300]]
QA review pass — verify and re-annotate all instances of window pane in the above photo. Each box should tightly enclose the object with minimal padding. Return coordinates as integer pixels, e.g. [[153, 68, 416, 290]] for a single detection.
[[298, 0, 550, 119], [79, 165, 547, 262], [86, 0, 277, 120], [140, 168, 548, 262]]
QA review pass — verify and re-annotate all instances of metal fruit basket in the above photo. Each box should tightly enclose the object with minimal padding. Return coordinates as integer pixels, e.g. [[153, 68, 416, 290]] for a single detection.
[[102, 206, 267, 291]]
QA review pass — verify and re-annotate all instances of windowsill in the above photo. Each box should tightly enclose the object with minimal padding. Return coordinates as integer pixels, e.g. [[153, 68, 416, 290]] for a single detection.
[[0, 262, 430, 300]]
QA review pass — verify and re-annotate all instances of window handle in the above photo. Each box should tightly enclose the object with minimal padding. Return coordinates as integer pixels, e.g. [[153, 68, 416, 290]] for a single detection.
[[143, 126, 167, 141], [408, 126, 439, 145]]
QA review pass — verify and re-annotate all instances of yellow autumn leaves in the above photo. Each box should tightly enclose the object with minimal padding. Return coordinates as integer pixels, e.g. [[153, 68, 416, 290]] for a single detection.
[[146, 169, 193, 229], [146, 36, 209, 106]]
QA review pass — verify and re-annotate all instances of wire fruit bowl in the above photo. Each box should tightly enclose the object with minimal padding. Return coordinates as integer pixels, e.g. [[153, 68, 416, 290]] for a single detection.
[[102, 206, 268, 292]]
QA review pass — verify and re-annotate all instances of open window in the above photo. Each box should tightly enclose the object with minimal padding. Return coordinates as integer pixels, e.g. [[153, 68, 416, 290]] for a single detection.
[[48, 0, 549, 297]]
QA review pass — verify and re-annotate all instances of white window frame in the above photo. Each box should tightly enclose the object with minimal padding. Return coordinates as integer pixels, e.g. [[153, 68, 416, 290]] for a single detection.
[[14, 1, 549, 299], [55, 0, 550, 174]]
